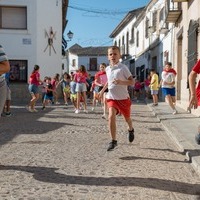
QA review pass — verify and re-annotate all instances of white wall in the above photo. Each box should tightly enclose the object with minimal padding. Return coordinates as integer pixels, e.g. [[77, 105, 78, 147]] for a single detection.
[[0, 0, 63, 81], [36, 0, 62, 78], [68, 53, 109, 76]]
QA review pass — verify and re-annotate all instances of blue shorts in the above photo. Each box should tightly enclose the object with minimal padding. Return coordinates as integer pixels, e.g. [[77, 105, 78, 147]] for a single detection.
[[44, 94, 53, 101], [28, 84, 39, 95], [162, 87, 175, 96]]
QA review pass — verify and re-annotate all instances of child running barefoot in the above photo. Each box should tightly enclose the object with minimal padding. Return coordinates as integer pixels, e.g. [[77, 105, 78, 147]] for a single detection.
[[99, 46, 135, 151]]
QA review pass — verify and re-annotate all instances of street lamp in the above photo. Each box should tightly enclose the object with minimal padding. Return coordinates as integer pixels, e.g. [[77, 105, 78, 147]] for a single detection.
[[67, 30, 74, 41], [62, 30, 73, 55]]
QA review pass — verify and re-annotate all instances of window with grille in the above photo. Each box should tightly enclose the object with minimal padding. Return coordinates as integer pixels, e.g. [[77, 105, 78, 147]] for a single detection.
[[89, 58, 97, 71], [130, 26, 135, 44], [136, 31, 139, 47], [152, 11, 157, 32], [145, 18, 149, 38], [72, 59, 76, 67], [0, 6, 27, 29], [9, 60, 27, 82]]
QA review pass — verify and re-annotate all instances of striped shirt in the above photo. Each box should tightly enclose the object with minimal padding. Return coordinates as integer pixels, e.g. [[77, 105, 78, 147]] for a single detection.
[[0, 45, 8, 62], [0, 45, 8, 81]]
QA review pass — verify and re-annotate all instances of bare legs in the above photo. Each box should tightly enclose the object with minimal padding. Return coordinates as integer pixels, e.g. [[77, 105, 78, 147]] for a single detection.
[[108, 107, 133, 140], [29, 93, 39, 110]]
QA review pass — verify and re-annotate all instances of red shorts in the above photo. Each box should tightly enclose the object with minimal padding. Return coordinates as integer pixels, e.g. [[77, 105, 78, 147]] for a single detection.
[[107, 98, 131, 118]]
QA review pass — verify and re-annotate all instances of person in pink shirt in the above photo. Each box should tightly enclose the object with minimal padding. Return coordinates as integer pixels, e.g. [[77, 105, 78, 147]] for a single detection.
[[94, 63, 108, 119], [27, 65, 43, 112], [74, 65, 88, 113], [189, 59, 200, 144]]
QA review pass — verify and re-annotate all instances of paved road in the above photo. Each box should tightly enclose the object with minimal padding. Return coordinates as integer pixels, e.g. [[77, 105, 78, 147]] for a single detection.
[[0, 102, 200, 200]]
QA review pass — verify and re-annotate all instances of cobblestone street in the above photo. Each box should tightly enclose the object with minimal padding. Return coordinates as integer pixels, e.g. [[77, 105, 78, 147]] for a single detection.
[[0, 102, 200, 200]]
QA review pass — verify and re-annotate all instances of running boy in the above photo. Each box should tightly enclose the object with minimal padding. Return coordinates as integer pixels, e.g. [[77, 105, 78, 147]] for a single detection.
[[99, 46, 135, 151]]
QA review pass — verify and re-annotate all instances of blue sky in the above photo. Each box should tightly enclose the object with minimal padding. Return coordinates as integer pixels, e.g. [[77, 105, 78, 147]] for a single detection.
[[65, 0, 150, 48]]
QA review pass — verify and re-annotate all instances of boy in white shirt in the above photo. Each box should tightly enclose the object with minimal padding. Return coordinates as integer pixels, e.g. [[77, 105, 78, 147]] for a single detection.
[[99, 46, 135, 151]]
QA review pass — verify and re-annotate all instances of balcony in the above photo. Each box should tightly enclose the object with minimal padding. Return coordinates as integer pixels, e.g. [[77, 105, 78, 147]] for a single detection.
[[172, 0, 188, 2], [165, 0, 182, 23]]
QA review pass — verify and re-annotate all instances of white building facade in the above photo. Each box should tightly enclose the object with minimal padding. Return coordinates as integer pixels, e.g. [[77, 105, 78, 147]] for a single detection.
[[110, 0, 174, 99], [67, 44, 109, 77], [0, 0, 63, 83]]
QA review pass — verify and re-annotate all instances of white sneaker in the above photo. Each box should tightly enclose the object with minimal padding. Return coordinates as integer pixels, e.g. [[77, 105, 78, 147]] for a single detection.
[[84, 110, 88, 113], [172, 109, 177, 115], [187, 107, 191, 113], [33, 109, 38, 112], [26, 106, 34, 112], [91, 107, 95, 111], [75, 109, 80, 114]]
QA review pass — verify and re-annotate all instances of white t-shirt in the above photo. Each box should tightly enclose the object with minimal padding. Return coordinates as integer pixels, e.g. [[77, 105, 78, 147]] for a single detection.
[[106, 63, 132, 100], [161, 71, 175, 88]]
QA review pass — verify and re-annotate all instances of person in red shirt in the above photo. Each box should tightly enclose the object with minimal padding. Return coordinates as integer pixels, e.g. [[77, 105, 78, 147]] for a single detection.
[[189, 59, 200, 144], [134, 78, 142, 102], [142, 74, 151, 99], [27, 65, 43, 112]]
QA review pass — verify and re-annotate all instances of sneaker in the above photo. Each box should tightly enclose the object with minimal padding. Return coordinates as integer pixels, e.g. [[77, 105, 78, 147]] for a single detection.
[[84, 110, 88, 113], [75, 109, 80, 114], [172, 109, 177, 115], [195, 134, 200, 145], [91, 107, 95, 111], [33, 109, 38, 112], [101, 114, 106, 119], [152, 103, 158, 107], [128, 129, 135, 143], [5, 112, 11, 117], [65, 102, 68, 106], [107, 140, 117, 151], [187, 107, 191, 113], [41, 107, 46, 110], [55, 101, 60, 105]]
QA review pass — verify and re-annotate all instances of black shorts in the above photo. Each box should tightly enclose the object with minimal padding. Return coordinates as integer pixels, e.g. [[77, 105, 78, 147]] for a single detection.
[[98, 86, 108, 93]]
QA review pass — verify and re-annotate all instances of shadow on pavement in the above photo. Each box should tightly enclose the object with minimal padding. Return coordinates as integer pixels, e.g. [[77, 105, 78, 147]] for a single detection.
[[119, 155, 188, 163], [0, 107, 68, 146], [0, 164, 199, 195]]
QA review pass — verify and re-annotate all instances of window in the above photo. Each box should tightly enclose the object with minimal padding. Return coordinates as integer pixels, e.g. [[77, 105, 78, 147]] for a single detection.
[[9, 60, 27, 82], [126, 32, 129, 55], [72, 59, 76, 67], [118, 39, 121, 47], [145, 18, 149, 38], [152, 11, 157, 32], [136, 31, 139, 47], [0, 6, 27, 29], [130, 26, 135, 44], [89, 58, 97, 71], [159, 8, 164, 22]]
